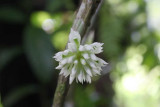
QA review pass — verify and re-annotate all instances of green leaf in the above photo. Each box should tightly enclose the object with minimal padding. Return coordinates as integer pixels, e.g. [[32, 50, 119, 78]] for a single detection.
[[3, 85, 38, 107], [23, 26, 55, 83]]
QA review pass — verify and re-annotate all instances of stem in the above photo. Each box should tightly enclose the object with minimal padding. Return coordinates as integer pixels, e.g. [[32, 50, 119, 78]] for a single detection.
[[82, 0, 104, 45], [52, 0, 103, 107]]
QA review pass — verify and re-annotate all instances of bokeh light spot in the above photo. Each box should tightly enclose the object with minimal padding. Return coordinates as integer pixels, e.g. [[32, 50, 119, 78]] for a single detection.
[[31, 11, 51, 28], [52, 31, 68, 50]]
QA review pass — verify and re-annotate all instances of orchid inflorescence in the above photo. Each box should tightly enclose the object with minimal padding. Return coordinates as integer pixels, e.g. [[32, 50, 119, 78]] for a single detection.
[[53, 29, 108, 84]]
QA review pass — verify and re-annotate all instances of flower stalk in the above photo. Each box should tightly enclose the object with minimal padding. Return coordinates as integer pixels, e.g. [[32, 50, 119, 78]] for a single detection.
[[52, 0, 104, 107]]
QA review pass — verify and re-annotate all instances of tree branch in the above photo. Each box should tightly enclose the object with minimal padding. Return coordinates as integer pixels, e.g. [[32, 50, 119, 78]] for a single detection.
[[52, 0, 103, 107]]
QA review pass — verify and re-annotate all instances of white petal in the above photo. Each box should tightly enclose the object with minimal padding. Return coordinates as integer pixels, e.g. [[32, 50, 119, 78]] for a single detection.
[[76, 78, 78, 83], [86, 75, 91, 83], [59, 69, 64, 75], [90, 54, 97, 60], [68, 43, 77, 52], [56, 64, 63, 69], [84, 44, 92, 51], [84, 66, 92, 76], [61, 58, 68, 65], [93, 69, 101, 75], [53, 51, 63, 61], [82, 53, 89, 59], [89, 61, 96, 68], [69, 28, 81, 44], [82, 71, 85, 81], [59, 66, 67, 75], [64, 70, 70, 77], [79, 45, 85, 51], [59, 65, 68, 76], [80, 59, 86, 65], [69, 75, 75, 84], [74, 60, 78, 64], [63, 50, 69, 55], [91, 42, 103, 54], [78, 71, 83, 83], [71, 65, 77, 76], [97, 66, 102, 71], [69, 65, 77, 84], [98, 58, 108, 66], [68, 56, 74, 63]]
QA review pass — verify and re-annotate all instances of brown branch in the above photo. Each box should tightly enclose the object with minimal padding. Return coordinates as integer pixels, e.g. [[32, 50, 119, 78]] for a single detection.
[[52, 0, 103, 107]]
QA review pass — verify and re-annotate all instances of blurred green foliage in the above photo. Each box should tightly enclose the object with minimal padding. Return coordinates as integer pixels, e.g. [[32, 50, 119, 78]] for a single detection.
[[74, 85, 96, 107], [0, 0, 160, 107], [0, 95, 3, 107], [24, 26, 55, 83], [31, 11, 51, 28], [101, 0, 160, 107], [52, 31, 68, 50]]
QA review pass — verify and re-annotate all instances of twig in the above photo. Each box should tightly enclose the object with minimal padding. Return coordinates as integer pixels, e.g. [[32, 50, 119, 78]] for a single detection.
[[52, 0, 103, 107], [81, 0, 104, 45]]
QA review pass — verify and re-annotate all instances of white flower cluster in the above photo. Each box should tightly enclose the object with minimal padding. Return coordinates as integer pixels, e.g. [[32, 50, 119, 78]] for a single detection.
[[53, 29, 108, 84]]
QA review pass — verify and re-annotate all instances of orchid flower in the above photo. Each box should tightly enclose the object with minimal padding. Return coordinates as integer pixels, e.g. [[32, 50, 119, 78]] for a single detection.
[[53, 29, 108, 84]]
